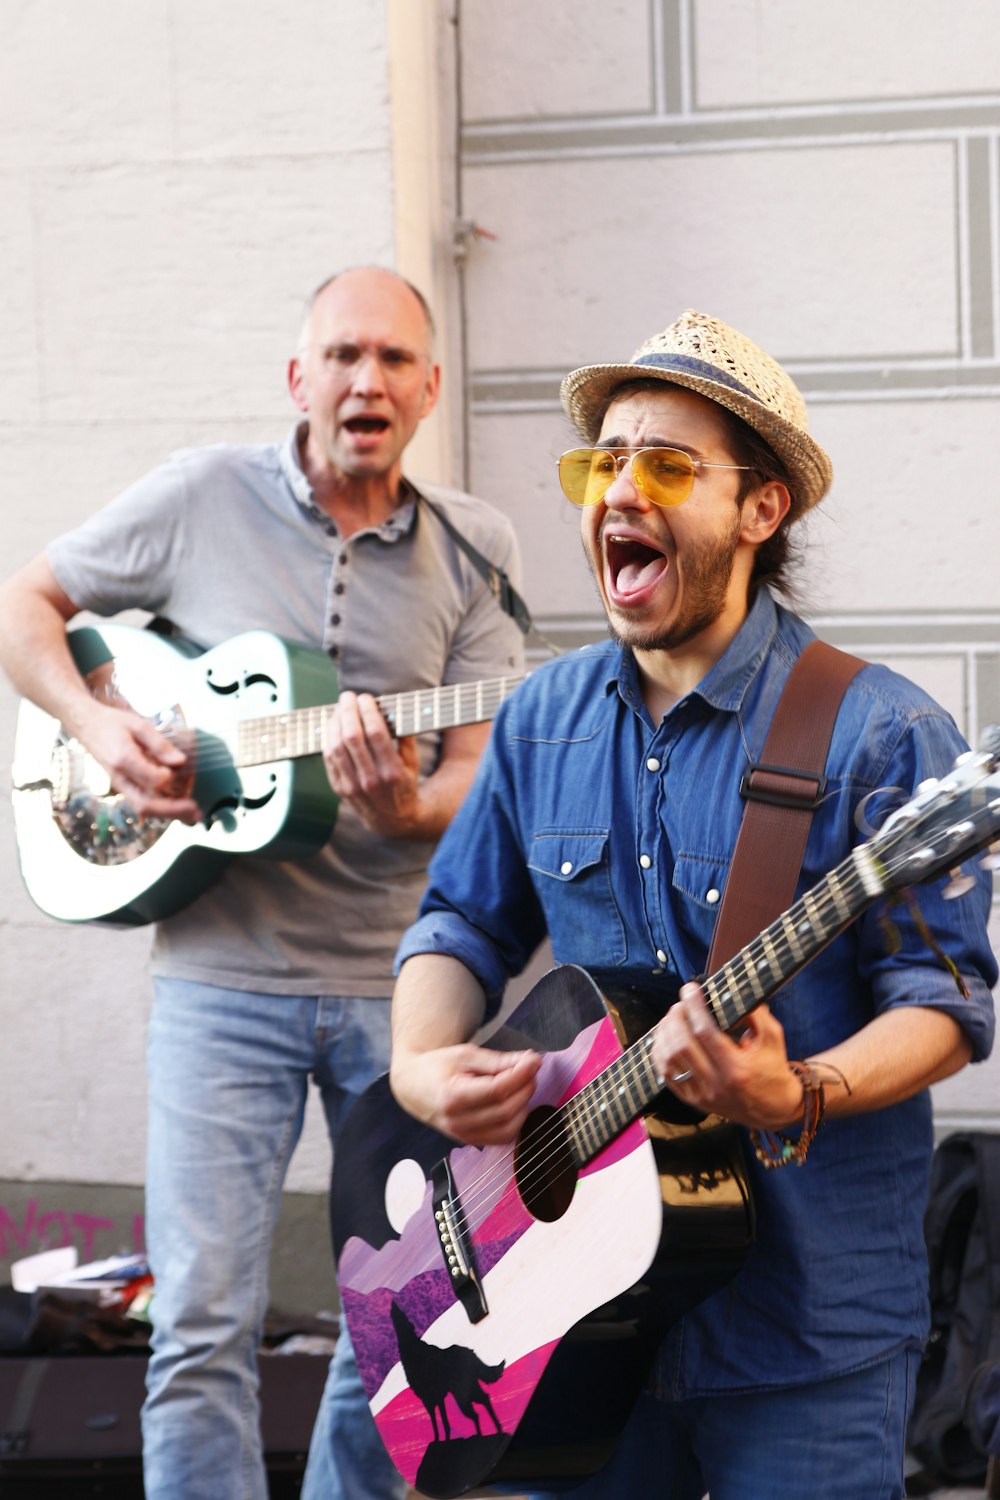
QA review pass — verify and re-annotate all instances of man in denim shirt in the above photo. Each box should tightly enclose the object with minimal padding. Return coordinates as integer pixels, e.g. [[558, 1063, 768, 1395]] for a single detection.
[[389, 310, 997, 1499]]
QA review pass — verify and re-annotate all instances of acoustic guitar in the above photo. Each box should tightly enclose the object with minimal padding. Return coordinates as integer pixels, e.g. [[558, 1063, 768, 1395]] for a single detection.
[[11, 623, 522, 925]]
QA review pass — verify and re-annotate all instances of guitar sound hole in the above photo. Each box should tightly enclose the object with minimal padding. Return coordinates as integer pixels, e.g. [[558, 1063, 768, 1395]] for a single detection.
[[514, 1105, 578, 1222]]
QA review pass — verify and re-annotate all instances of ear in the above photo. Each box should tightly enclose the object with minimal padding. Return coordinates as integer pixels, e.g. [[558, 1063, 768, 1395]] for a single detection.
[[419, 360, 442, 420], [739, 479, 790, 544], [288, 355, 309, 413]]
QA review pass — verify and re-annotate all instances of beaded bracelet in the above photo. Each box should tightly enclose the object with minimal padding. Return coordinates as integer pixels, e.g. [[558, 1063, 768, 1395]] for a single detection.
[[749, 1060, 826, 1169]]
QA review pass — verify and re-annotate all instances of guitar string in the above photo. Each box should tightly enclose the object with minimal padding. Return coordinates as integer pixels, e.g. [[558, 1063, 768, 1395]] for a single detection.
[[435, 809, 992, 1244]]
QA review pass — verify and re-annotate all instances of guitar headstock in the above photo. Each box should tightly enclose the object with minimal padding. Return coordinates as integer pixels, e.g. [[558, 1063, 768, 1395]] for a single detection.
[[870, 727, 1000, 897]]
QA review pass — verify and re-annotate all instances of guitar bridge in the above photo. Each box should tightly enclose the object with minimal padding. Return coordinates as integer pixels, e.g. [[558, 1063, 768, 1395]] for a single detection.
[[431, 1157, 488, 1323]]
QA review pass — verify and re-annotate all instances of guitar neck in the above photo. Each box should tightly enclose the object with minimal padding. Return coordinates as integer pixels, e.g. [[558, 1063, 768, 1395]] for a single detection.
[[235, 674, 524, 768], [562, 842, 887, 1169]]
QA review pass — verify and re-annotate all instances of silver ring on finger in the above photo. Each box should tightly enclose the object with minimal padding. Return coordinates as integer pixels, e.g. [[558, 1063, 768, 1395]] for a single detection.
[[672, 1069, 693, 1084]]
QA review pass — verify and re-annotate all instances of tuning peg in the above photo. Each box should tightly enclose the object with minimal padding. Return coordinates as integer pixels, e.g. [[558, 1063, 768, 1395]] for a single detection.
[[980, 842, 1000, 872], [942, 867, 977, 899]]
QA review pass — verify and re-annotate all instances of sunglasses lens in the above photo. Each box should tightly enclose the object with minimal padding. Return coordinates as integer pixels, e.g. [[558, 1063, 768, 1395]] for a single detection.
[[558, 448, 698, 506], [558, 449, 617, 506], [632, 449, 695, 506]]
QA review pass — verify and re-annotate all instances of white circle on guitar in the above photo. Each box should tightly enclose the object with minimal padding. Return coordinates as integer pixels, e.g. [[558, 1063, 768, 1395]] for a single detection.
[[384, 1157, 427, 1235]]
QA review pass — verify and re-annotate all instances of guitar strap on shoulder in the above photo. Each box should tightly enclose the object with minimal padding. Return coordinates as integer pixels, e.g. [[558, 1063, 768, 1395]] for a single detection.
[[416, 491, 564, 659], [706, 639, 865, 971], [416, 490, 535, 637]]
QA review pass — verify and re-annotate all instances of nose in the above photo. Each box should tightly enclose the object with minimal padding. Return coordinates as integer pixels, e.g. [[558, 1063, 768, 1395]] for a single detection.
[[349, 350, 387, 396], [602, 453, 651, 511]]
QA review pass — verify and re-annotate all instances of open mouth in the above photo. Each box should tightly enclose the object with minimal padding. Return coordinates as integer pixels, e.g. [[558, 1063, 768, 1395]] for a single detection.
[[605, 532, 670, 599], [344, 415, 390, 436]]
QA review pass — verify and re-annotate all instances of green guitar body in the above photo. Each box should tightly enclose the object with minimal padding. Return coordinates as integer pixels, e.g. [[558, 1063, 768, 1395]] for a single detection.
[[11, 625, 340, 926]]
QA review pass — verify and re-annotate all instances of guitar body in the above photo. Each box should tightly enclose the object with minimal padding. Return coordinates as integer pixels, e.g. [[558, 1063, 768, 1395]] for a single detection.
[[11, 625, 340, 925], [332, 966, 753, 1498]]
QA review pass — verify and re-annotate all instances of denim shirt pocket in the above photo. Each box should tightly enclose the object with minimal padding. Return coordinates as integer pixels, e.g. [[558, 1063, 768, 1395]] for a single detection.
[[671, 852, 732, 963], [527, 829, 627, 968]]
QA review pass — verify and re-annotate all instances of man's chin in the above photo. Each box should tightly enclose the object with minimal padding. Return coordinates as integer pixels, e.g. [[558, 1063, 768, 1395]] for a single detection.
[[606, 605, 723, 655]]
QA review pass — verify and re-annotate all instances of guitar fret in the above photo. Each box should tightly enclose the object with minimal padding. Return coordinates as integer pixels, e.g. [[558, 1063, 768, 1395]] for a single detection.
[[625, 1042, 652, 1113], [563, 1039, 663, 1170], [378, 676, 523, 741], [600, 1060, 632, 1134], [757, 929, 782, 982], [705, 975, 743, 1032], [566, 1113, 590, 1165], [733, 947, 767, 1002], [569, 1091, 603, 1160], [778, 906, 805, 964], [827, 868, 853, 923], [235, 674, 524, 767]]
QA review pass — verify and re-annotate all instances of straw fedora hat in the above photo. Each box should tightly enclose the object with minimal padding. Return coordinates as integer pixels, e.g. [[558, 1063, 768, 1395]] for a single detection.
[[560, 309, 833, 513]]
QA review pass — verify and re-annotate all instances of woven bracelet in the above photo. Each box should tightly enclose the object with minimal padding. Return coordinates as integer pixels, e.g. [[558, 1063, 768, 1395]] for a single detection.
[[749, 1060, 826, 1169]]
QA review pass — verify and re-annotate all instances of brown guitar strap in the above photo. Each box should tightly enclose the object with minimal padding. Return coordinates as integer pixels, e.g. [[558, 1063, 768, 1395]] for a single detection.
[[705, 639, 866, 972]]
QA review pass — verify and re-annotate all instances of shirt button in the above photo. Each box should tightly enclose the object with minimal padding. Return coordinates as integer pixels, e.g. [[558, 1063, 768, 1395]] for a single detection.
[[707, 888, 721, 904], [646, 757, 661, 772], [655, 949, 667, 964], [560, 861, 573, 875], [639, 854, 652, 869], [334, 582, 345, 595], [331, 614, 341, 626]]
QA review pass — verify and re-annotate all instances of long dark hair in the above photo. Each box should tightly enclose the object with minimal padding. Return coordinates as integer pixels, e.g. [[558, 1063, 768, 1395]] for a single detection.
[[718, 406, 801, 602]]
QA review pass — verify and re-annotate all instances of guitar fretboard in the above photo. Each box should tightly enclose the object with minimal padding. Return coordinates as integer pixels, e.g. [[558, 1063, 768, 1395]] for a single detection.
[[235, 675, 524, 767], [560, 843, 886, 1168]]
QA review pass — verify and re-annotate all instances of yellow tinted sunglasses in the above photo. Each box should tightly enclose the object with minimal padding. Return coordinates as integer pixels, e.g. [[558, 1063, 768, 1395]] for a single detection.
[[557, 447, 754, 508]]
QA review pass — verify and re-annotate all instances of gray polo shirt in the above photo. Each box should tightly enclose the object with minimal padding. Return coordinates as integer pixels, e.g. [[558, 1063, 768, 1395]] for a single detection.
[[48, 424, 525, 995]]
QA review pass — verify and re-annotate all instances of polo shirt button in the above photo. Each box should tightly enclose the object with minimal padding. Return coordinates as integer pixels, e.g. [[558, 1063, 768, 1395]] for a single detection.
[[560, 861, 573, 875], [655, 949, 667, 964], [639, 854, 652, 869], [646, 757, 661, 772], [707, 888, 721, 904]]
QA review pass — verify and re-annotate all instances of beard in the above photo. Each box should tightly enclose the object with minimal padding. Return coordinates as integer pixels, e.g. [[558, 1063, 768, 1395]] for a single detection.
[[591, 510, 743, 654]]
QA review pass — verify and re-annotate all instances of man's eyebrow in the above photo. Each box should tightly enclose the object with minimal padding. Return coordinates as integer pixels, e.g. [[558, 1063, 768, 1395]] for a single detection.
[[596, 436, 700, 456]]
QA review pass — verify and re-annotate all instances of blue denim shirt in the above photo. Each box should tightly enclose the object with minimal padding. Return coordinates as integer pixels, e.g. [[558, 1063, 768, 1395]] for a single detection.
[[397, 589, 997, 1389]]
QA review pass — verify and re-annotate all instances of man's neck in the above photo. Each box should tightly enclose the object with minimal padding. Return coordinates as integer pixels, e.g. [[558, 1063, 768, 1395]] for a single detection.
[[632, 597, 751, 724], [298, 430, 405, 539]]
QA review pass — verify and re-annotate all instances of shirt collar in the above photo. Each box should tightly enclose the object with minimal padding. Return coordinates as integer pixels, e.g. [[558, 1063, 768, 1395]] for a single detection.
[[280, 422, 315, 507], [612, 588, 780, 717], [693, 589, 780, 713]]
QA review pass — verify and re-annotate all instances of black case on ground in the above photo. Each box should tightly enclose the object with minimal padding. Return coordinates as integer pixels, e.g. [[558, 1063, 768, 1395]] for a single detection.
[[0, 1350, 328, 1497]]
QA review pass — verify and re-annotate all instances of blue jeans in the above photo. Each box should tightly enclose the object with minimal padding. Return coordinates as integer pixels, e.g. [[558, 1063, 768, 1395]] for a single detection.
[[141, 978, 406, 1500], [539, 1347, 918, 1500]]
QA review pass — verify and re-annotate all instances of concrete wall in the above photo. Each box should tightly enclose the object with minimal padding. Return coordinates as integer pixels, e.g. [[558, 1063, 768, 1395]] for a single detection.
[[456, 0, 1000, 1132], [0, 0, 998, 1308]]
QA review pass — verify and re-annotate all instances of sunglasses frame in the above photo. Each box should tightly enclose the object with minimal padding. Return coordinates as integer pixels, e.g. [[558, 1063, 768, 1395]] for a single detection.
[[557, 446, 755, 508]]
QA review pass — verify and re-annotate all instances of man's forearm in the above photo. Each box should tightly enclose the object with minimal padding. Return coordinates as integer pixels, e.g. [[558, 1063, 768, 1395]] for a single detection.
[[812, 1005, 973, 1120], [390, 952, 541, 1145], [391, 953, 487, 1060], [0, 566, 88, 724]]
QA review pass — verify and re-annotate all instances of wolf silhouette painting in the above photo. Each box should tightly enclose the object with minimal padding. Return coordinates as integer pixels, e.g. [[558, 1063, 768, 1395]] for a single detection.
[[389, 1300, 506, 1443]]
